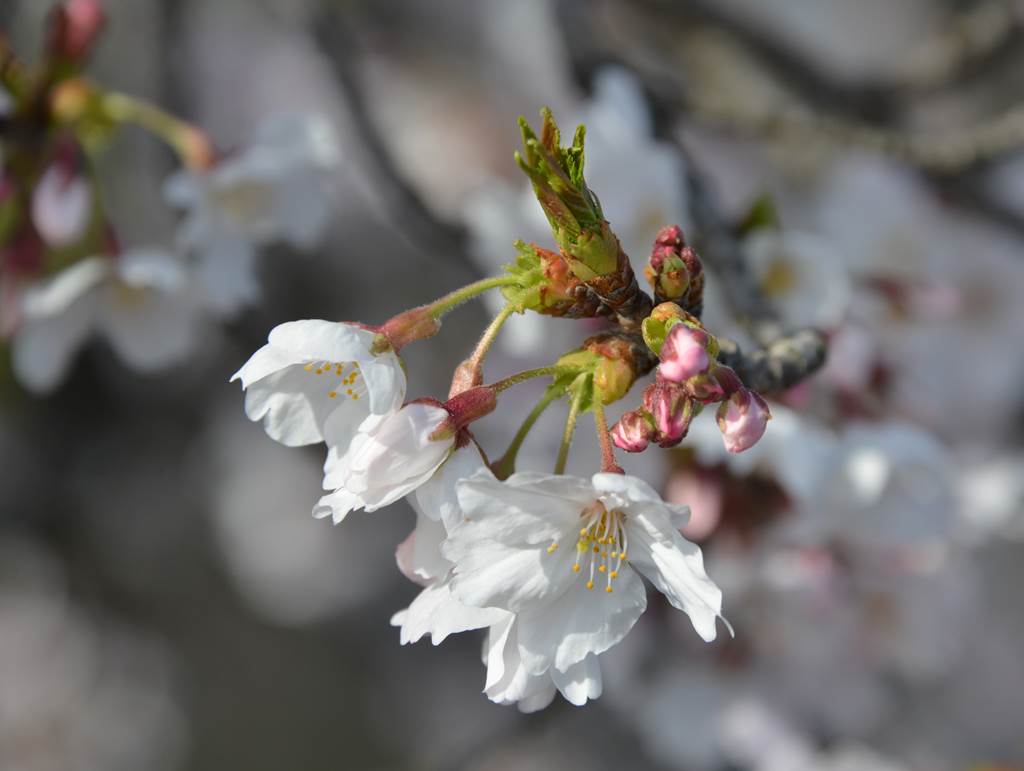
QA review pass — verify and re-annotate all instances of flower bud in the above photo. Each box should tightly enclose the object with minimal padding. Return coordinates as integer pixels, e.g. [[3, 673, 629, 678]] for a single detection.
[[658, 323, 713, 384], [643, 381, 696, 447], [716, 388, 771, 453], [47, 0, 106, 64], [645, 225, 705, 310], [610, 410, 655, 453], [686, 373, 726, 404]]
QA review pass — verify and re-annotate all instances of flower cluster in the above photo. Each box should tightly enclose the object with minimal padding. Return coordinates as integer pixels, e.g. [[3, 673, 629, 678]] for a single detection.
[[232, 108, 780, 710], [610, 280, 770, 454], [0, 1, 339, 393]]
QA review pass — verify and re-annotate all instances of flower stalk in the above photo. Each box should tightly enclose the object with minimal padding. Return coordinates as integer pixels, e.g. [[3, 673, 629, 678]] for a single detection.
[[491, 385, 562, 480], [554, 374, 590, 474], [101, 91, 214, 170]]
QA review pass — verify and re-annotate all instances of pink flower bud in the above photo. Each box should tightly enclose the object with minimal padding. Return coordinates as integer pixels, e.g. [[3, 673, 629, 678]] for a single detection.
[[644, 381, 695, 447], [48, 0, 106, 63], [716, 388, 771, 453], [686, 373, 725, 404], [658, 323, 711, 383], [611, 410, 654, 453], [654, 224, 685, 248]]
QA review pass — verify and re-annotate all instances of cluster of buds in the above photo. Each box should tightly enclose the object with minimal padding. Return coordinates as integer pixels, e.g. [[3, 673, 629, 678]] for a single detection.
[[612, 300, 770, 454], [644, 224, 704, 313]]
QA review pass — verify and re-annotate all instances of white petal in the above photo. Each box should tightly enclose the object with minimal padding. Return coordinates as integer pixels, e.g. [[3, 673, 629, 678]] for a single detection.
[[517, 683, 558, 713], [99, 281, 197, 372], [452, 473, 590, 548], [230, 343, 304, 388], [244, 363, 368, 447], [11, 262, 106, 392], [410, 444, 490, 531], [550, 653, 603, 706], [346, 404, 451, 485], [359, 354, 406, 416], [483, 615, 517, 693], [31, 165, 91, 247], [395, 512, 449, 584], [192, 234, 261, 317], [483, 617, 557, 712], [447, 538, 569, 613], [515, 566, 646, 673], [391, 579, 507, 646], [312, 487, 361, 524], [627, 508, 724, 642], [19, 257, 109, 318], [592, 472, 665, 504], [268, 319, 374, 363], [322, 414, 379, 488]]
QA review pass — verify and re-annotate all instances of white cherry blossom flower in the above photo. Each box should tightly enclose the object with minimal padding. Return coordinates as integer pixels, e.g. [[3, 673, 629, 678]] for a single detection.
[[164, 113, 340, 316], [743, 229, 851, 330], [12, 250, 196, 393], [391, 448, 605, 712], [165, 113, 340, 250], [792, 422, 956, 550], [444, 471, 727, 680], [314, 401, 454, 523], [232, 319, 405, 447]]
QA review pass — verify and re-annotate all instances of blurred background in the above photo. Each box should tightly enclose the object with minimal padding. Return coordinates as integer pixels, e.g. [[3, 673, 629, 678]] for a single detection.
[[2, 0, 1024, 769]]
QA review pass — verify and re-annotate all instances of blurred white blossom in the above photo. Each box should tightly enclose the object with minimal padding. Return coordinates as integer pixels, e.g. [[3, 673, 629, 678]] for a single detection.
[[12, 250, 197, 393]]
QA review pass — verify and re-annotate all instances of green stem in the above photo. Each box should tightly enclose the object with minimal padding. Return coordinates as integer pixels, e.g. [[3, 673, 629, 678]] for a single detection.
[[554, 375, 590, 475], [467, 302, 517, 372], [490, 365, 572, 394], [102, 91, 212, 169], [426, 275, 522, 320], [592, 397, 623, 474], [492, 385, 562, 480]]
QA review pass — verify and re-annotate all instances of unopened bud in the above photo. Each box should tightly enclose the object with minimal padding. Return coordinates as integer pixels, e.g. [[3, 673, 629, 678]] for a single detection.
[[716, 388, 771, 453], [711, 364, 743, 397], [48, 0, 105, 63], [643, 381, 696, 447], [611, 410, 654, 453], [658, 323, 713, 384], [645, 225, 704, 310], [379, 307, 442, 352], [686, 373, 726, 404]]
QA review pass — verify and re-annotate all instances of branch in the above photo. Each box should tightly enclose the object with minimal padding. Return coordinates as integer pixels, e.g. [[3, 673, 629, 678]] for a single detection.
[[553, 0, 828, 394], [717, 330, 827, 395]]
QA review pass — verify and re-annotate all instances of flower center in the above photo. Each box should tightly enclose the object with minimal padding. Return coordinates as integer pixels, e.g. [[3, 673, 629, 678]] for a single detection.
[[547, 500, 627, 594], [303, 360, 364, 401], [213, 180, 275, 228]]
